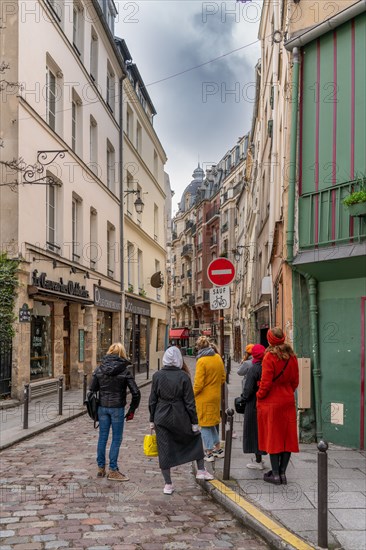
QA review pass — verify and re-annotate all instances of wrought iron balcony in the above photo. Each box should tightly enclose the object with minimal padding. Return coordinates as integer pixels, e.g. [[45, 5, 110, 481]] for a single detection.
[[181, 243, 193, 257], [221, 222, 228, 233], [206, 205, 219, 222], [203, 290, 210, 302], [185, 219, 194, 231]]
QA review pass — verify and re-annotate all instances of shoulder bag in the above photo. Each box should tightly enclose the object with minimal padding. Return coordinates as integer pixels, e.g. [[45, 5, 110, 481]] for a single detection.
[[84, 391, 100, 429], [273, 358, 290, 382]]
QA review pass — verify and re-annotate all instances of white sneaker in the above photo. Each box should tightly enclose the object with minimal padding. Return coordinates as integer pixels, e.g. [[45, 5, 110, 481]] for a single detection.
[[246, 459, 265, 470], [212, 448, 225, 459], [163, 483, 174, 495], [204, 453, 215, 462], [196, 469, 214, 480]]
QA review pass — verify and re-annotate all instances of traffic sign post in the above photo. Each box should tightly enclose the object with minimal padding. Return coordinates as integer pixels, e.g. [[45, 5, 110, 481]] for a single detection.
[[207, 258, 235, 443], [207, 257, 235, 287], [209, 286, 230, 310]]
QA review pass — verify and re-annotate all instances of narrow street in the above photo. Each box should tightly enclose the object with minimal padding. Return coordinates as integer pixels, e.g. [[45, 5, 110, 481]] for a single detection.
[[0, 383, 269, 550]]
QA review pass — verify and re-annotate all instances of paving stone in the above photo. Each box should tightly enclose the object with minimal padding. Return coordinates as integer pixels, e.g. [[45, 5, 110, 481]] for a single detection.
[[0, 529, 15, 537], [332, 531, 366, 550], [331, 508, 366, 530]]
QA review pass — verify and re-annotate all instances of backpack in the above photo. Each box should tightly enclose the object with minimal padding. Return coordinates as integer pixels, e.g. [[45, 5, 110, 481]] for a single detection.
[[84, 391, 100, 429]]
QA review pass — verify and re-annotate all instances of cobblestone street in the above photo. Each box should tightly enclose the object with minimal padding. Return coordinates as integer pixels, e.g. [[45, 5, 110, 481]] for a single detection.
[[0, 383, 269, 550]]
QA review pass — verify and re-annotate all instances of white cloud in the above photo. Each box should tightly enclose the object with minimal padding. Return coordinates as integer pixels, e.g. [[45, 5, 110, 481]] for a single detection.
[[116, 0, 261, 211]]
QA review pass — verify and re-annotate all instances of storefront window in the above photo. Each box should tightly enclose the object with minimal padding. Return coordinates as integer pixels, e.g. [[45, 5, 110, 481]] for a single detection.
[[97, 311, 112, 362], [139, 316, 147, 368], [30, 302, 53, 380], [124, 313, 133, 361]]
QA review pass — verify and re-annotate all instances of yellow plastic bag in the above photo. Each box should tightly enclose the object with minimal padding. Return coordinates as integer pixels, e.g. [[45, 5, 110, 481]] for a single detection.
[[143, 433, 158, 457]]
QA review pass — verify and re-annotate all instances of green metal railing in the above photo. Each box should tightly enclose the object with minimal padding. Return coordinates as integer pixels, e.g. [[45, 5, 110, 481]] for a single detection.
[[299, 180, 366, 248]]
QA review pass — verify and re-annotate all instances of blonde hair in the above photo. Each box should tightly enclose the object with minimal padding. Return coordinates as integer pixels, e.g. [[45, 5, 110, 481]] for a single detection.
[[267, 328, 295, 360], [107, 342, 127, 359], [196, 336, 210, 350]]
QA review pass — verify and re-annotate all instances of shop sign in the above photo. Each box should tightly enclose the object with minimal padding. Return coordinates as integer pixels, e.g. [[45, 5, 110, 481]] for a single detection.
[[31, 270, 90, 299], [94, 286, 122, 311], [19, 303, 32, 322], [125, 296, 151, 317], [79, 329, 85, 362]]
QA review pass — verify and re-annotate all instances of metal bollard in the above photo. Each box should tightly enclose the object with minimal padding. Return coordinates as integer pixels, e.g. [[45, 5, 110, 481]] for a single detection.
[[223, 408, 234, 480], [317, 440, 329, 549], [132, 363, 136, 379], [23, 383, 30, 429], [146, 359, 149, 380], [58, 376, 64, 416], [221, 383, 228, 441], [158, 358, 160, 370], [83, 374, 87, 404], [226, 356, 231, 384]]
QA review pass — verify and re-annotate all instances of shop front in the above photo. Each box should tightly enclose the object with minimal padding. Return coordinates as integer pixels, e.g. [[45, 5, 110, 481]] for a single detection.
[[125, 296, 151, 373], [94, 286, 122, 363]]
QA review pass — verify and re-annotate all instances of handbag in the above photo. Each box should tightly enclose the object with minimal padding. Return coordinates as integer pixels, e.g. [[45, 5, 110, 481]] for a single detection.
[[143, 433, 158, 457], [234, 395, 246, 414], [84, 391, 99, 429]]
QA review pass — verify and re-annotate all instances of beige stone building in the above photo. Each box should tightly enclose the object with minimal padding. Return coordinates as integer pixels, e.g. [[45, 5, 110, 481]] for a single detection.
[[119, 39, 169, 373], [0, 0, 169, 399]]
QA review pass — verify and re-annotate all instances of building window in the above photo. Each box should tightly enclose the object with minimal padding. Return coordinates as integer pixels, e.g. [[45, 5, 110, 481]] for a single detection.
[[107, 224, 115, 278], [126, 105, 133, 140], [97, 310, 112, 363], [137, 249, 143, 292], [90, 27, 98, 82], [46, 67, 57, 131], [106, 62, 115, 112], [46, 183, 59, 252], [90, 116, 98, 174], [73, 1, 83, 57], [136, 121, 142, 154], [72, 196, 81, 262], [126, 171, 133, 216], [46, 0, 62, 22], [71, 91, 82, 154], [154, 204, 158, 241], [90, 208, 98, 270], [106, 141, 115, 192], [127, 242, 134, 288]]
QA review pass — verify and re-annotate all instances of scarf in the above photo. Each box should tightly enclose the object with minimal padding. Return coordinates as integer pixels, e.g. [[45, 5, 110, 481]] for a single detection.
[[196, 347, 215, 360]]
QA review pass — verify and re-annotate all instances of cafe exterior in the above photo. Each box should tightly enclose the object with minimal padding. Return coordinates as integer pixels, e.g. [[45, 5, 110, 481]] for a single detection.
[[10, 258, 122, 400]]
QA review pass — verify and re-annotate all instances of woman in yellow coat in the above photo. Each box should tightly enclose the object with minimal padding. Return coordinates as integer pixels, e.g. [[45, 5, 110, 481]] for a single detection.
[[193, 337, 226, 462]]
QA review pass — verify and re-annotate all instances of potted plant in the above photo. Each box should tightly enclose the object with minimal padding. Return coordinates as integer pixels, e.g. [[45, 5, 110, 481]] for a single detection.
[[127, 284, 134, 293], [139, 288, 147, 297], [343, 176, 366, 217]]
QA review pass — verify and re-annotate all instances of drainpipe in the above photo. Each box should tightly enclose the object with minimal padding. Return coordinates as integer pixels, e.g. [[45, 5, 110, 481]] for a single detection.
[[286, 48, 323, 440], [286, 47, 300, 263], [306, 275, 323, 440], [119, 77, 125, 340]]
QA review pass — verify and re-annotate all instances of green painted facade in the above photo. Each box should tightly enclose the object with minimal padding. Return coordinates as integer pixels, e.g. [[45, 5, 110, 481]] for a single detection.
[[293, 13, 366, 448]]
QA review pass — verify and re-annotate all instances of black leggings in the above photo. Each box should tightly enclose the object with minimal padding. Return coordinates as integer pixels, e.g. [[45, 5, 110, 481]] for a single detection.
[[270, 452, 291, 475], [161, 458, 205, 484]]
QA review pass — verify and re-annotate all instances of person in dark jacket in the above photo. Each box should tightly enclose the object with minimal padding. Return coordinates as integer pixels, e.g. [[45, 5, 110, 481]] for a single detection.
[[242, 344, 267, 470], [90, 342, 141, 481], [149, 346, 214, 495]]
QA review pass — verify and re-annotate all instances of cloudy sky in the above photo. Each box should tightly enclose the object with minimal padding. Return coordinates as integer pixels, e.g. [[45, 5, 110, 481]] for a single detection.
[[115, 1, 262, 212]]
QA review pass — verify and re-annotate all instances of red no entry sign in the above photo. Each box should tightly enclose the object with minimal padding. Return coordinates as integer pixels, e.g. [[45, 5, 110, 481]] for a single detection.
[[207, 257, 235, 286]]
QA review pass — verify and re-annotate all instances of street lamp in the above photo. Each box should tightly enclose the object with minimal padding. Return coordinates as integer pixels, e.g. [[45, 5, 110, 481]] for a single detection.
[[232, 245, 249, 262], [124, 189, 145, 214]]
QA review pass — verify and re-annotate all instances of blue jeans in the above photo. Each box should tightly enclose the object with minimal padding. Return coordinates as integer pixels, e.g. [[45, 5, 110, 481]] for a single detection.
[[97, 406, 125, 471], [201, 426, 220, 451]]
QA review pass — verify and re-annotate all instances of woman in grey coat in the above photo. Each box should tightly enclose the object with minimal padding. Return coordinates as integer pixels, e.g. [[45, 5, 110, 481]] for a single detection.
[[149, 347, 214, 494], [242, 344, 267, 470]]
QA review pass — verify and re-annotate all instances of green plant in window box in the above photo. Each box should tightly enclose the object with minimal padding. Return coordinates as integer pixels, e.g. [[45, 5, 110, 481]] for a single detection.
[[139, 288, 147, 297], [127, 284, 134, 293], [343, 176, 366, 217]]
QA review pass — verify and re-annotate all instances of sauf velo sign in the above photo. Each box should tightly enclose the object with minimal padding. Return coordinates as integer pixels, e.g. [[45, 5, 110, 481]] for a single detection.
[[209, 286, 231, 310]]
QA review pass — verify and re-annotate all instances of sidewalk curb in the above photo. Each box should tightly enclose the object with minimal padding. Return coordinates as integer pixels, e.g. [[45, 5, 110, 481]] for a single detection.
[[197, 478, 317, 550], [0, 379, 152, 452]]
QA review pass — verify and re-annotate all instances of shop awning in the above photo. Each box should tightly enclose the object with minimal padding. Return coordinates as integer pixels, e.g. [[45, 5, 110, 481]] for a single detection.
[[169, 328, 189, 339], [202, 330, 211, 336]]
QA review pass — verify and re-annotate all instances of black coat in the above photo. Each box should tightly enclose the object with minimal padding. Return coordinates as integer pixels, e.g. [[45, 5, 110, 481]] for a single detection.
[[242, 362, 266, 455], [90, 354, 141, 411], [149, 366, 204, 470]]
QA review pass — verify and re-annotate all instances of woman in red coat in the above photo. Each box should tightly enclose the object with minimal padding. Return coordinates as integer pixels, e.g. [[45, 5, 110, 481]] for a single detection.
[[257, 327, 299, 485]]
